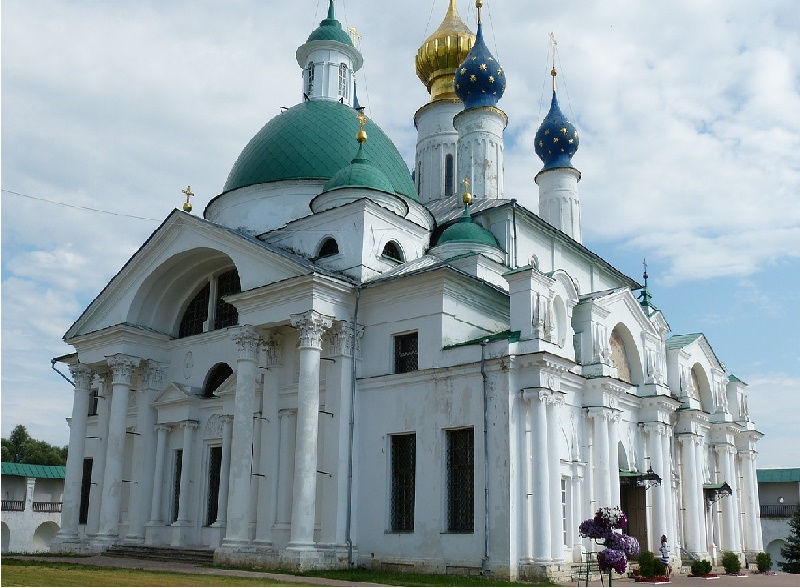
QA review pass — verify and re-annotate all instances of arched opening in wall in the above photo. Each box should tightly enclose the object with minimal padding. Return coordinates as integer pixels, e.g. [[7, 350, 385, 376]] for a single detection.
[[444, 154, 454, 196], [177, 267, 241, 339], [691, 364, 713, 413], [766, 539, 786, 568], [618, 440, 631, 471], [31, 521, 59, 552], [203, 363, 233, 398], [381, 241, 404, 263], [608, 323, 644, 385], [1, 521, 10, 553], [552, 295, 567, 347], [317, 237, 339, 258]]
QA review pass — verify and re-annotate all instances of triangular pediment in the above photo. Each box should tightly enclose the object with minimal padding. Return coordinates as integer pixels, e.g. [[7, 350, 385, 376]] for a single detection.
[[581, 288, 658, 336], [214, 373, 238, 398], [153, 382, 195, 407], [65, 210, 318, 340]]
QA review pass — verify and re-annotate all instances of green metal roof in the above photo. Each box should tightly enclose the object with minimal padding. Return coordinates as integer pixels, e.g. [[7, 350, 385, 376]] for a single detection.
[[223, 100, 417, 200], [729, 374, 748, 385], [666, 333, 703, 350], [758, 468, 800, 483], [323, 142, 396, 194], [436, 207, 500, 247], [306, 1, 353, 46], [1, 462, 66, 479]]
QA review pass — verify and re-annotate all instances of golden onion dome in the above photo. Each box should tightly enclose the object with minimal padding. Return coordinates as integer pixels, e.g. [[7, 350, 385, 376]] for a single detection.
[[415, 0, 475, 102]]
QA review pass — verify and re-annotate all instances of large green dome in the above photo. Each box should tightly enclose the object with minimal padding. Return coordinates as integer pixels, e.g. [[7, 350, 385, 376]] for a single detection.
[[223, 100, 418, 200]]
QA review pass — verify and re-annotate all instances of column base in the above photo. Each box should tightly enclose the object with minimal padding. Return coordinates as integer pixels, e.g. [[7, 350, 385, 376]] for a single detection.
[[170, 521, 194, 547], [51, 533, 84, 553], [122, 533, 144, 545], [90, 534, 117, 552]]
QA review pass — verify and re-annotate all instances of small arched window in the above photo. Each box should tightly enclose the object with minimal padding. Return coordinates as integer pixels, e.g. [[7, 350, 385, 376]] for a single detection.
[[318, 238, 339, 258], [306, 62, 315, 95], [338, 63, 349, 99], [444, 154, 454, 196], [382, 241, 404, 263], [179, 282, 210, 338], [214, 269, 241, 330], [178, 268, 241, 339], [203, 363, 233, 398]]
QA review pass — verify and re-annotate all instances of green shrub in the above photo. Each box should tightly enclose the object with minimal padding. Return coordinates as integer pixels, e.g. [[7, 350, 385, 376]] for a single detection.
[[652, 559, 667, 577], [637, 551, 655, 578], [721, 552, 741, 575], [691, 559, 712, 576], [756, 551, 772, 572]]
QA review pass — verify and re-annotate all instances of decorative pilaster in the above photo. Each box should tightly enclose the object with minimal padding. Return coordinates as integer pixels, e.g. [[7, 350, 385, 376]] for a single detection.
[[213, 416, 233, 527], [643, 423, 668, 549], [608, 411, 621, 508], [287, 310, 333, 552], [54, 364, 93, 547], [547, 393, 565, 561], [739, 450, 762, 553], [222, 325, 262, 547], [715, 444, 739, 552], [679, 434, 706, 558], [126, 361, 166, 544], [171, 420, 198, 547], [147, 424, 171, 527], [95, 354, 140, 547], [587, 408, 612, 508], [522, 388, 551, 562]]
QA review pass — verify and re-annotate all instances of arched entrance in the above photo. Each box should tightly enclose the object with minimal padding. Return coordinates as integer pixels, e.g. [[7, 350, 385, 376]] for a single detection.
[[32, 521, 59, 552]]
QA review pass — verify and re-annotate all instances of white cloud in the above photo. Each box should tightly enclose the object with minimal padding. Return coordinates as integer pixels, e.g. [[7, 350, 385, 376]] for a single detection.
[[744, 375, 800, 469]]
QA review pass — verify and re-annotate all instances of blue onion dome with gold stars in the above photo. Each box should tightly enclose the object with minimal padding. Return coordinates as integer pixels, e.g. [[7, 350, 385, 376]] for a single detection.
[[454, 2, 505, 109], [534, 71, 579, 171], [306, 0, 353, 46]]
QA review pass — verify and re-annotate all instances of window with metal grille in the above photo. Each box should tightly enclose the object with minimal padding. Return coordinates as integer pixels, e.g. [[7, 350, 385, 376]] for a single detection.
[[179, 283, 209, 338], [79, 458, 92, 525], [214, 269, 241, 330], [394, 332, 418, 373], [338, 63, 349, 98], [445, 154, 454, 196], [206, 446, 222, 526], [172, 449, 183, 523], [306, 62, 315, 94], [446, 427, 474, 533], [382, 241, 403, 263], [561, 478, 568, 545], [390, 433, 416, 532]]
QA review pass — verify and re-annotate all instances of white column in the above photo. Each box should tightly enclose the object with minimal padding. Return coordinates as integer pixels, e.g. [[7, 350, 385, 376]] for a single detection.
[[645, 423, 667, 548], [125, 361, 165, 543], [88, 375, 112, 535], [608, 412, 621, 507], [55, 364, 93, 544], [287, 310, 333, 551], [277, 409, 297, 524], [222, 325, 261, 546], [661, 429, 676, 555], [148, 424, 171, 525], [96, 354, 140, 544], [523, 404, 534, 561], [679, 434, 704, 556], [716, 445, 738, 552], [588, 408, 611, 507], [527, 390, 551, 562], [453, 106, 507, 201], [213, 416, 233, 526], [255, 333, 282, 546], [174, 420, 198, 524], [547, 395, 564, 561], [250, 399, 263, 536], [739, 451, 762, 552]]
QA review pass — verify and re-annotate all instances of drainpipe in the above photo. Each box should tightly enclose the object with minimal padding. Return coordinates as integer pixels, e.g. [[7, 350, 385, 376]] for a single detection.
[[346, 285, 361, 567], [481, 339, 490, 573], [511, 199, 518, 269]]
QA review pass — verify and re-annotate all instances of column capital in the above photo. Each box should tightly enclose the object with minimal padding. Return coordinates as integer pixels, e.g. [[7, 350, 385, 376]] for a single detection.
[[327, 321, 364, 358], [279, 408, 297, 418], [677, 432, 702, 446], [154, 423, 172, 433], [263, 332, 284, 367], [641, 422, 667, 436], [233, 324, 262, 361], [140, 361, 168, 390], [106, 354, 141, 385], [738, 449, 757, 461], [585, 406, 618, 421], [714, 443, 736, 456], [291, 310, 333, 349], [69, 364, 94, 390], [179, 419, 199, 430], [521, 387, 549, 403]]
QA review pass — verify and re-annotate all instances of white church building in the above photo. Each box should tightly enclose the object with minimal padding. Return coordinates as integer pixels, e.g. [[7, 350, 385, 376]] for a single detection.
[[52, 0, 764, 580]]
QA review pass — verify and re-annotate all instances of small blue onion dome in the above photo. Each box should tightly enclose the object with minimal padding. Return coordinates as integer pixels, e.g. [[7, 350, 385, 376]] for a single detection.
[[454, 22, 506, 109], [307, 0, 354, 47], [534, 90, 579, 171]]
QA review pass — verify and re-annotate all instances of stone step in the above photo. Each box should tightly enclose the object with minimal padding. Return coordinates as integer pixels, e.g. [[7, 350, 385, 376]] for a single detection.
[[104, 544, 215, 565]]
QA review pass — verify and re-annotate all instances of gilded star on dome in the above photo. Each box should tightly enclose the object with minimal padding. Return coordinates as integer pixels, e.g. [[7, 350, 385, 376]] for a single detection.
[[461, 68, 467, 74], [538, 140, 544, 147], [568, 138, 574, 144], [488, 75, 495, 83], [498, 68, 503, 75], [553, 137, 559, 143], [561, 127, 568, 135], [470, 74, 477, 82], [488, 57, 493, 61], [544, 129, 549, 136], [480, 63, 487, 71]]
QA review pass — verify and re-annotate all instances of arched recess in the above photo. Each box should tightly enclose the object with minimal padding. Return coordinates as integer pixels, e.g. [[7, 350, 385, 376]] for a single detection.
[[317, 237, 339, 258], [32, 521, 59, 552], [203, 363, 233, 398], [766, 539, 786, 568], [551, 270, 579, 349], [127, 248, 237, 335], [618, 440, 631, 471], [1, 521, 9, 553], [609, 323, 644, 385], [691, 364, 713, 413]]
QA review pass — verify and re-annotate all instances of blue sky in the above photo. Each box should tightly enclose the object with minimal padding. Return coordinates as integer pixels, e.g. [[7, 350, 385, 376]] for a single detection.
[[2, 0, 799, 468]]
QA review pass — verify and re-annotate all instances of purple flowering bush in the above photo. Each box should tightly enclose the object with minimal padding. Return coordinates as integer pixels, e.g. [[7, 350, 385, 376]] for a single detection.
[[579, 506, 639, 574]]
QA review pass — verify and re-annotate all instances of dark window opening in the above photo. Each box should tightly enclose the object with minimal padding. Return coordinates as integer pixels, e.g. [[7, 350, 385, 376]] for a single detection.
[[318, 238, 339, 258], [394, 332, 418, 374], [214, 269, 241, 330], [79, 458, 93, 525], [206, 446, 222, 526], [390, 433, 416, 532], [446, 427, 474, 533], [382, 241, 404, 263], [172, 449, 183, 523], [445, 154, 454, 196], [203, 363, 233, 398], [88, 389, 99, 417], [179, 283, 210, 338]]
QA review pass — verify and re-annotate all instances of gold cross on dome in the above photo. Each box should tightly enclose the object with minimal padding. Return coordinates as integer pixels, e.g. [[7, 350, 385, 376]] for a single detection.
[[348, 26, 362, 47], [181, 185, 194, 212], [356, 111, 368, 130]]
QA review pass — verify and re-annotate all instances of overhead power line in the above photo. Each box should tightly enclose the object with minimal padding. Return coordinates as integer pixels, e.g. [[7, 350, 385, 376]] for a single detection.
[[2, 188, 162, 222]]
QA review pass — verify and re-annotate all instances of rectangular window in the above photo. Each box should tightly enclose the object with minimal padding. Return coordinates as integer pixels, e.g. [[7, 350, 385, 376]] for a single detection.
[[446, 427, 474, 533], [206, 446, 222, 526], [172, 449, 183, 523], [88, 389, 99, 417], [79, 458, 93, 525], [394, 332, 419, 374], [561, 478, 568, 545], [390, 433, 416, 532]]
